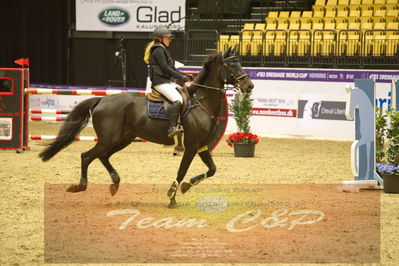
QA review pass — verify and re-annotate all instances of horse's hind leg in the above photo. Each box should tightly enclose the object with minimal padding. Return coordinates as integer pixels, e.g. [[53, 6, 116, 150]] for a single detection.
[[67, 142, 109, 192], [181, 149, 216, 194]]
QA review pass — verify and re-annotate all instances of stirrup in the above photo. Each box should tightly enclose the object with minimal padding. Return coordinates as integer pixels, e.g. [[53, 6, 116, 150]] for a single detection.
[[167, 125, 184, 138]]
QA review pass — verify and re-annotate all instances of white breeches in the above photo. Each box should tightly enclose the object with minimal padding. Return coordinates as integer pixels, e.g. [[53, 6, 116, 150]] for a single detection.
[[153, 82, 183, 104]]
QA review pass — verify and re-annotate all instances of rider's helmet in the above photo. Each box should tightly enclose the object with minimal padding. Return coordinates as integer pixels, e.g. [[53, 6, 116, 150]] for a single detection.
[[153, 26, 174, 38]]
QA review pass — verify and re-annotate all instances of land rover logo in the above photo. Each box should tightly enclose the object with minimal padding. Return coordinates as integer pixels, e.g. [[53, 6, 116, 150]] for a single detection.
[[99, 8, 129, 26]]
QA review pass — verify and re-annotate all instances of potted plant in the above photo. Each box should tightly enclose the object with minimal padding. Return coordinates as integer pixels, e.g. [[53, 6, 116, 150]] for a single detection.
[[376, 107, 399, 193], [226, 91, 259, 157]]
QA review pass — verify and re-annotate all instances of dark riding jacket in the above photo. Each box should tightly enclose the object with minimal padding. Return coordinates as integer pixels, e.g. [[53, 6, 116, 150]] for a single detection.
[[149, 43, 186, 86]]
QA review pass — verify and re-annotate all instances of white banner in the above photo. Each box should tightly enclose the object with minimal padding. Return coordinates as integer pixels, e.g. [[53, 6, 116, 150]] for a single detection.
[[76, 0, 186, 32]]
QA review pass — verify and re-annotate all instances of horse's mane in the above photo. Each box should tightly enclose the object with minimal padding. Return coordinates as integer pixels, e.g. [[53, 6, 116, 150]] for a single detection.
[[194, 53, 223, 85]]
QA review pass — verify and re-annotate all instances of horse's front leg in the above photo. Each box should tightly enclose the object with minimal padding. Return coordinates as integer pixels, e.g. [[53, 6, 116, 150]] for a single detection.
[[181, 149, 216, 194], [167, 148, 197, 208]]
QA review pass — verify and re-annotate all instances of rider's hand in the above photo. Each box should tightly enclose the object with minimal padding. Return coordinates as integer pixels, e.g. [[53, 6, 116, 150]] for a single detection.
[[186, 74, 194, 81], [182, 75, 190, 82]]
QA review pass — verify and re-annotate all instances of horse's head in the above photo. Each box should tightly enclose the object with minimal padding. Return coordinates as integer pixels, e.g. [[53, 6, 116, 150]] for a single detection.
[[221, 46, 254, 93], [345, 85, 357, 121]]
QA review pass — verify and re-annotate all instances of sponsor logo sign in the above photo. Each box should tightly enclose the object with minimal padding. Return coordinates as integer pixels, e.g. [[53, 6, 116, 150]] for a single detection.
[[76, 0, 186, 32], [298, 100, 347, 120], [252, 95, 297, 118], [99, 8, 130, 26]]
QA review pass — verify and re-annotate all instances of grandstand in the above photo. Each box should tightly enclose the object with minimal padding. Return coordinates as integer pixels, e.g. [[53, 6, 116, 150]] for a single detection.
[[175, 0, 399, 69], [214, 0, 399, 68]]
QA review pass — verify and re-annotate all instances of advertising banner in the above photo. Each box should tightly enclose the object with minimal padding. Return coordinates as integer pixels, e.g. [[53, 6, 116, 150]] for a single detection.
[[76, 0, 186, 32]]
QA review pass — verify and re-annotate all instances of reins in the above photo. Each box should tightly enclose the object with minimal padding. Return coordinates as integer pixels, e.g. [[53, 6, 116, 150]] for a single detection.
[[188, 53, 248, 122]]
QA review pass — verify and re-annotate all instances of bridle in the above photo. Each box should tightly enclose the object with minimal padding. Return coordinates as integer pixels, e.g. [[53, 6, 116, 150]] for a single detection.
[[190, 53, 249, 93], [189, 53, 250, 123], [222, 55, 249, 89]]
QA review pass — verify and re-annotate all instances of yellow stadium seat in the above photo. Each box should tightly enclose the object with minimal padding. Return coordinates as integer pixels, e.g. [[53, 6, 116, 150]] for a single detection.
[[344, 23, 362, 56], [251, 30, 264, 55], [386, 34, 399, 56], [300, 17, 312, 25], [325, 9, 337, 17], [264, 34, 275, 56], [373, 8, 386, 17], [302, 11, 313, 18], [336, 17, 349, 24], [349, 9, 361, 17], [361, 0, 373, 4], [337, 22, 349, 31], [338, 0, 349, 5], [313, 10, 325, 17], [348, 17, 360, 25], [268, 11, 279, 18], [326, 0, 338, 5], [361, 22, 374, 55], [315, 0, 326, 5], [372, 22, 387, 56], [265, 17, 277, 25], [349, 5, 360, 11], [266, 22, 277, 31], [242, 23, 255, 31], [360, 17, 373, 24], [312, 20, 324, 55], [374, 0, 385, 4], [361, 8, 373, 17], [289, 19, 301, 30], [386, 9, 399, 17], [312, 17, 324, 24], [290, 11, 302, 18], [218, 35, 230, 52], [274, 32, 288, 56], [324, 17, 335, 24], [386, 0, 399, 4], [385, 4, 399, 10], [387, 22, 399, 29], [277, 18, 288, 25], [229, 35, 240, 50], [277, 21, 289, 31], [350, 0, 361, 5], [372, 17, 386, 23], [386, 25, 399, 56], [255, 23, 266, 31], [348, 22, 361, 30], [295, 21, 312, 56], [287, 19, 301, 55], [279, 11, 290, 18], [337, 7, 349, 17], [240, 30, 252, 55], [313, 5, 325, 12]]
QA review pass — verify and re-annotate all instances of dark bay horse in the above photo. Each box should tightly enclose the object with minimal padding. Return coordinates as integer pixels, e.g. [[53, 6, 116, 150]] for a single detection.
[[39, 47, 254, 208]]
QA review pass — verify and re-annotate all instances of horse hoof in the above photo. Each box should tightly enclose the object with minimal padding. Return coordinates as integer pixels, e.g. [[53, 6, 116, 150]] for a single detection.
[[180, 182, 192, 194], [168, 199, 177, 209], [67, 184, 87, 193], [110, 184, 119, 196]]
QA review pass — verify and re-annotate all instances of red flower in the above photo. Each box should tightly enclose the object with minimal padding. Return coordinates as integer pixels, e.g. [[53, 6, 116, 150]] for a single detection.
[[226, 132, 260, 146]]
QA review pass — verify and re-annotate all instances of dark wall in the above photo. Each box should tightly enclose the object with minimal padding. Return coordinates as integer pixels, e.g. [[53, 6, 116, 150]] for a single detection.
[[70, 38, 148, 88], [0, 0, 68, 84]]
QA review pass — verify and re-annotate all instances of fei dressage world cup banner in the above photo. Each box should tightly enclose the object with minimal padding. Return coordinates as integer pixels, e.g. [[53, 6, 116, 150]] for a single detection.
[[76, 0, 186, 32]]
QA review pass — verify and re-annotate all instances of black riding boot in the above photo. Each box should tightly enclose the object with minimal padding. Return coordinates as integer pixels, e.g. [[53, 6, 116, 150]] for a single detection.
[[167, 100, 183, 138]]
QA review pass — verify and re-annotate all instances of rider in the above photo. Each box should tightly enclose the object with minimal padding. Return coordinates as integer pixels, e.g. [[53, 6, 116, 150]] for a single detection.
[[144, 26, 192, 138]]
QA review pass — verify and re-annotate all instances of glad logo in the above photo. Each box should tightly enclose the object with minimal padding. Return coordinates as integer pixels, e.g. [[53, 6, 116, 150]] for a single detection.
[[99, 8, 130, 26]]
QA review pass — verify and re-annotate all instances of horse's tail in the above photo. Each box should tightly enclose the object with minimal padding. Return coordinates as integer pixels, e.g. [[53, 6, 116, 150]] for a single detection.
[[39, 97, 102, 162]]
